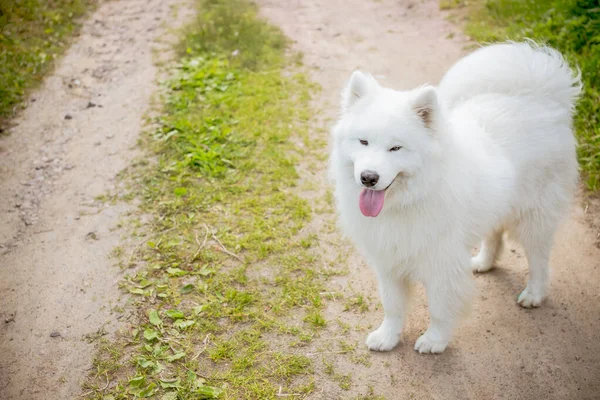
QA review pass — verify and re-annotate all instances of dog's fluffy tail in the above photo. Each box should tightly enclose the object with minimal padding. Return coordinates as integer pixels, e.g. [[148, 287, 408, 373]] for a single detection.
[[438, 40, 582, 112]]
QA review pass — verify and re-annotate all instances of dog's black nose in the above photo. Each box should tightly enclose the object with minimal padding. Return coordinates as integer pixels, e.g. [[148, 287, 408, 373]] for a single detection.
[[360, 170, 379, 187]]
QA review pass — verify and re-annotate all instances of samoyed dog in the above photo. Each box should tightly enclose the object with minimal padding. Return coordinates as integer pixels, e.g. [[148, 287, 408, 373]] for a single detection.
[[329, 42, 581, 354]]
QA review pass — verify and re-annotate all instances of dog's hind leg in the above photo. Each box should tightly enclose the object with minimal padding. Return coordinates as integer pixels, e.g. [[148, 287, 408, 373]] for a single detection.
[[513, 215, 557, 308], [471, 229, 504, 273], [366, 271, 412, 352]]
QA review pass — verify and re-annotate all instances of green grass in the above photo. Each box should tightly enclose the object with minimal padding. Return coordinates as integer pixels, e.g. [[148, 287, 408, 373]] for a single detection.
[[440, 0, 469, 10], [82, 0, 347, 398], [451, 0, 600, 190], [0, 0, 95, 128]]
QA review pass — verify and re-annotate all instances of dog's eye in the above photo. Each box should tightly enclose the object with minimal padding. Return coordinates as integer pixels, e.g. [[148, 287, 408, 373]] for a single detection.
[[359, 139, 368, 146], [389, 146, 402, 152]]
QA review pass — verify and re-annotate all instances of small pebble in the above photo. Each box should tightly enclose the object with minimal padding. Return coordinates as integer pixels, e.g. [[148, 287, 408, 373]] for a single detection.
[[50, 331, 61, 338], [65, 114, 73, 120], [86, 231, 98, 241]]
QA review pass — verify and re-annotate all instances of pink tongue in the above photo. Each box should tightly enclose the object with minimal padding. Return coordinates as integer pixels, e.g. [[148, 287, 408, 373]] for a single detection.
[[359, 189, 385, 217]]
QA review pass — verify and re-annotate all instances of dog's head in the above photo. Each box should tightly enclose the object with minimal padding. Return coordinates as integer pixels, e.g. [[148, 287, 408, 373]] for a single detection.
[[332, 71, 443, 217]]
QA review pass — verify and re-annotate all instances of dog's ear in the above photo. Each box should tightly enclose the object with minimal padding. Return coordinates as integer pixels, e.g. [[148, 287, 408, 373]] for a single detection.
[[411, 86, 438, 129], [341, 71, 379, 112]]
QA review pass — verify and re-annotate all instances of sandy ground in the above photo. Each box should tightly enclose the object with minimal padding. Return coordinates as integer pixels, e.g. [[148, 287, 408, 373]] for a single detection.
[[0, 0, 191, 398], [1, 0, 599, 399], [258, 0, 600, 399]]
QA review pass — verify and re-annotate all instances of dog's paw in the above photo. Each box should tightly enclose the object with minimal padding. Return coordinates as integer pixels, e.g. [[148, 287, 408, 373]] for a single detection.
[[414, 333, 448, 354], [471, 256, 494, 273], [517, 287, 543, 308], [366, 327, 401, 352]]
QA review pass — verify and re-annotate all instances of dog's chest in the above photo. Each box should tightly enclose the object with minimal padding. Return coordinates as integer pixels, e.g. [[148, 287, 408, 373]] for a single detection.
[[341, 204, 454, 262]]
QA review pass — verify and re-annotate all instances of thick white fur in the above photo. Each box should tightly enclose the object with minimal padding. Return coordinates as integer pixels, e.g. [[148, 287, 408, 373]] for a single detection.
[[329, 42, 581, 354]]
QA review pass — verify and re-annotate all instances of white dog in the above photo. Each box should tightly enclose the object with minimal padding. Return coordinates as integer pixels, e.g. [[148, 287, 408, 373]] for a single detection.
[[329, 42, 581, 354]]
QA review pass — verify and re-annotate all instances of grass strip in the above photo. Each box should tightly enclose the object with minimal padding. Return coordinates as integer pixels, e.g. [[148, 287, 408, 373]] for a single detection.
[[82, 0, 341, 398], [0, 0, 96, 128]]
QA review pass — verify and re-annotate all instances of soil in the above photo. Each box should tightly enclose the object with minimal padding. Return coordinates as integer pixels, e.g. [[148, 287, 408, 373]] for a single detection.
[[258, 0, 600, 399], [0, 0, 191, 398], [1, 0, 599, 399]]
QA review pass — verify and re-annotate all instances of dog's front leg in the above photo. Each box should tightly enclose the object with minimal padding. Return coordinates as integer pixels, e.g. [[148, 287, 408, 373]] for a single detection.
[[415, 266, 474, 354], [366, 270, 410, 352]]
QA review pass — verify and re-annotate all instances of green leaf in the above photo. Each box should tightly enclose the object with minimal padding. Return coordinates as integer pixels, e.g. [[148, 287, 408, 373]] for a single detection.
[[138, 382, 158, 397], [152, 343, 168, 357], [143, 328, 159, 341], [198, 267, 215, 276], [138, 279, 152, 288], [167, 267, 187, 277], [166, 351, 186, 362], [195, 385, 222, 398], [149, 309, 162, 326], [165, 240, 181, 248], [174, 187, 188, 197], [193, 305, 206, 315], [166, 328, 179, 336], [159, 378, 182, 389], [137, 358, 155, 369], [161, 393, 178, 400], [166, 309, 185, 319], [174, 319, 195, 330], [180, 284, 194, 294], [128, 375, 145, 388], [129, 288, 145, 295]]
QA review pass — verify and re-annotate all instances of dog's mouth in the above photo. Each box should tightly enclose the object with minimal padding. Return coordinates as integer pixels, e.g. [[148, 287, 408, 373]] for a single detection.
[[358, 178, 396, 218]]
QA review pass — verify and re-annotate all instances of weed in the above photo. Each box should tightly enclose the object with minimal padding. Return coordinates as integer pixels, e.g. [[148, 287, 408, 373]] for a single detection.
[[335, 373, 352, 390], [353, 384, 387, 400], [440, 0, 468, 10], [304, 310, 327, 328], [0, 0, 95, 127], [353, 386, 387, 400], [322, 357, 335, 376], [350, 352, 372, 367], [344, 294, 369, 313]]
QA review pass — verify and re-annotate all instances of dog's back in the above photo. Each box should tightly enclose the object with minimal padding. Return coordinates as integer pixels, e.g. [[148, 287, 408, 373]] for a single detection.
[[440, 42, 580, 219], [438, 41, 581, 112]]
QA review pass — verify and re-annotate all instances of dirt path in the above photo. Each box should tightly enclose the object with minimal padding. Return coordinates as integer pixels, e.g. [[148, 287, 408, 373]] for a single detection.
[[0, 0, 191, 398], [259, 1, 600, 399]]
